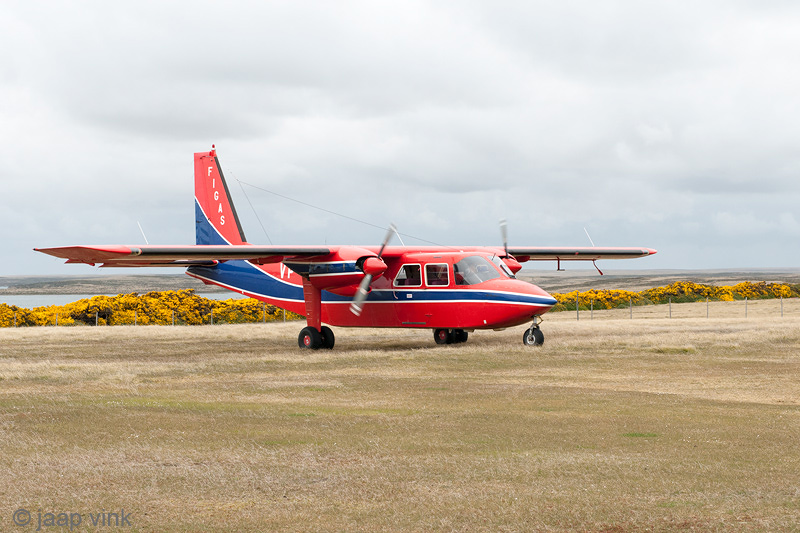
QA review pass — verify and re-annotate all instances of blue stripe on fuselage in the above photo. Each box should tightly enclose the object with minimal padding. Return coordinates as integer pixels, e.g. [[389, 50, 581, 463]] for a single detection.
[[188, 260, 556, 309], [188, 261, 305, 302], [357, 289, 556, 307]]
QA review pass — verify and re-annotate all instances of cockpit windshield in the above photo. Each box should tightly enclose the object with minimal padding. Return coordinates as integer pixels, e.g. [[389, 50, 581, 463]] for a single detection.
[[490, 255, 515, 278], [454, 256, 502, 285]]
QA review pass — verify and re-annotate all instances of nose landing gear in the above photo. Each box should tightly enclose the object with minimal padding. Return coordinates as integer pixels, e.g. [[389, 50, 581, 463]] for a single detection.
[[523, 317, 544, 346]]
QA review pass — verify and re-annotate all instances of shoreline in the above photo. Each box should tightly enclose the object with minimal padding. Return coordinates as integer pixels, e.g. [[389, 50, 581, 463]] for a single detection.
[[3, 268, 800, 296]]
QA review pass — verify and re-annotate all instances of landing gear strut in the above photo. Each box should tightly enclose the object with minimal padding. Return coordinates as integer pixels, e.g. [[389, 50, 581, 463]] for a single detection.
[[298, 277, 335, 350], [433, 328, 469, 345], [523, 317, 544, 346]]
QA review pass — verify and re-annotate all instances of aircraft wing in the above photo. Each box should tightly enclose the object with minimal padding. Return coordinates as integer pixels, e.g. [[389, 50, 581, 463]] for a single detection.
[[508, 247, 657, 262], [34, 245, 333, 267]]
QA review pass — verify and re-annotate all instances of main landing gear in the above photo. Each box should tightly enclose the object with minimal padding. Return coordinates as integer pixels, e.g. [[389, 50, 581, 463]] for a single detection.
[[298, 326, 335, 350], [522, 317, 544, 346], [433, 328, 469, 345]]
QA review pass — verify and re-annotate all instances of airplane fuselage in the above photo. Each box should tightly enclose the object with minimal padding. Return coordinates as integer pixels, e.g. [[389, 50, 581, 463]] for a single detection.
[[187, 249, 557, 331]]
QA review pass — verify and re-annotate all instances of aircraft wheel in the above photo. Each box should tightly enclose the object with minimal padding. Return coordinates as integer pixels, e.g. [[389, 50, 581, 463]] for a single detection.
[[320, 326, 335, 349], [434, 329, 451, 345], [454, 329, 469, 344], [298, 327, 322, 349], [522, 327, 544, 346]]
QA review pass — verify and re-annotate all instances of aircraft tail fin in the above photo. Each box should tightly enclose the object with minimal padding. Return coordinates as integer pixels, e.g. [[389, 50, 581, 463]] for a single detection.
[[194, 146, 247, 245]]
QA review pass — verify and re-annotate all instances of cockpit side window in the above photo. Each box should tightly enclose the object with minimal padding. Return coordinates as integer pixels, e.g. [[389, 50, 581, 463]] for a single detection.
[[425, 263, 449, 286], [393, 264, 422, 287], [491, 255, 515, 278], [454, 256, 501, 285]]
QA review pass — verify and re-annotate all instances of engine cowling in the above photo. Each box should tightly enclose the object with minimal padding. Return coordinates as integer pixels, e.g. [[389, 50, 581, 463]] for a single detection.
[[359, 256, 387, 277]]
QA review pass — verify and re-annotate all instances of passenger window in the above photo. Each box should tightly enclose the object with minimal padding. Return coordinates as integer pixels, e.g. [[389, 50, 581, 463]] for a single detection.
[[425, 263, 449, 286], [394, 264, 422, 287]]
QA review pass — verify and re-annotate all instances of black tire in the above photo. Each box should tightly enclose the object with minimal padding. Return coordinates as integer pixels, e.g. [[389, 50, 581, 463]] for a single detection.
[[298, 327, 322, 349], [454, 329, 469, 344], [320, 326, 335, 349], [522, 327, 544, 346], [434, 328, 451, 345]]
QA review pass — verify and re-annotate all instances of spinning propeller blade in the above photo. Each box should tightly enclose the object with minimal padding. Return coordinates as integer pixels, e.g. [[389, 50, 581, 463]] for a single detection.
[[350, 224, 396, 316], [350, 274, 373, 317], [500, 219, 509, 257]]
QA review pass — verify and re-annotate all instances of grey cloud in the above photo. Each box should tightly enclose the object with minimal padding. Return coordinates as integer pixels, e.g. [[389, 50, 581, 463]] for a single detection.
[[3, 1, 800, 274]]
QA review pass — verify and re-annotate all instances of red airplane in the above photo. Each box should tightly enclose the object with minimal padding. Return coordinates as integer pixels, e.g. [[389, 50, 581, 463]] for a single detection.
[[36, 147, 656, 349]]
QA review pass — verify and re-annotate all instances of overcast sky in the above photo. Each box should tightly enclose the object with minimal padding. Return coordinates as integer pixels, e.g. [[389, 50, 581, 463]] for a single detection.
[[3, 0, 799, 276]]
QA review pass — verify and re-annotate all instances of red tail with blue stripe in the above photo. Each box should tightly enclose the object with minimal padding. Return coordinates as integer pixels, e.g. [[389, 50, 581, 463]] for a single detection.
[[194, 146, 247, 245]]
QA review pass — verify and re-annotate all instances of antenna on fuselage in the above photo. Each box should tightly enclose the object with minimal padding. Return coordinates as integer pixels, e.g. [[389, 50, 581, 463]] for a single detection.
[[583, 227, 596, 247], [137, 221, 150, 245]]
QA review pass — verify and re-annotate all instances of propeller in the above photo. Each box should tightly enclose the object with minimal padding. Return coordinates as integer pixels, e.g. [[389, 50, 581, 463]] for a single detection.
[[350, 224, 396, 316], [500, 219, 509, 257], [498, 219, 523, 275]]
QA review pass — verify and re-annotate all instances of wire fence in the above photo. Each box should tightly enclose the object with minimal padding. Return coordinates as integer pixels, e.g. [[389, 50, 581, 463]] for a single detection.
[[569, 296, 799, 321], [3, 295, 799, 328]]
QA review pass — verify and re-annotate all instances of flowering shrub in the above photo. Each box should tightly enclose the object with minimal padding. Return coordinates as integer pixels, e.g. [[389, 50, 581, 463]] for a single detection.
[[2, 282, 798, 326], [553, 289, 645, 311], [551, 281, 799, 312], [0, 290, 302, 327]]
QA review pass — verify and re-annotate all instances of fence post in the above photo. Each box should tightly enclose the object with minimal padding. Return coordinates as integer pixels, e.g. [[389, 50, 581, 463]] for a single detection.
[[95, 311, 98, 326], [576, 295, 580, 321], [14, 312, 17, 327], [745, 297, 748, 318], [262, 302, 266, 324], [283, 308, 286, 322], [591, 299, 594, 320], [172, 310, 175, 326], [211, 309, 214, 325], [134, 310, 137, 326]]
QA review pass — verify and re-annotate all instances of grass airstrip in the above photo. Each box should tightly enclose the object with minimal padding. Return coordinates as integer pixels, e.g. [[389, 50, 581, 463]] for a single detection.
[[1, 299, 800, 531]]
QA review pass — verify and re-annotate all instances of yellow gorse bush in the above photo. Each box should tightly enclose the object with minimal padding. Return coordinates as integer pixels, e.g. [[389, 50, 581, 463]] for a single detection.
[[0, 289, 302, 328], [1, 282, 798, 327], [552, 281, 798, 312]]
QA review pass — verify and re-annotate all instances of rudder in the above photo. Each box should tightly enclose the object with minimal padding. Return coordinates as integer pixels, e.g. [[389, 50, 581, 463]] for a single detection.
[[194, 146, 247, 245]]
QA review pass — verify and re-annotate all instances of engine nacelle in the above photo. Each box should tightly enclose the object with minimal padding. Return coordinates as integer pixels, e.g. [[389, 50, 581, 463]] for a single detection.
[[284, 248, 387, 294], [503, 256, 523, 274]]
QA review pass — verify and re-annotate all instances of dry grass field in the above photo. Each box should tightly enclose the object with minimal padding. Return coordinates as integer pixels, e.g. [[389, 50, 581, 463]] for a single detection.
[[2, 299, 800, 531]]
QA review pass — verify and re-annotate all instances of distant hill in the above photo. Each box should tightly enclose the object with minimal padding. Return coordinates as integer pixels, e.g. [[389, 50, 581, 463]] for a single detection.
[[3, 268, 800, 296], [0, 274, 224, 295]]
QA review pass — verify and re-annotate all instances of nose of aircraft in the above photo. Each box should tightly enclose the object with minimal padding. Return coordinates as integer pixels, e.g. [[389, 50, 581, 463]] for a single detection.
[[488, 278, 558, 313], [523, 281, 557, 310]]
